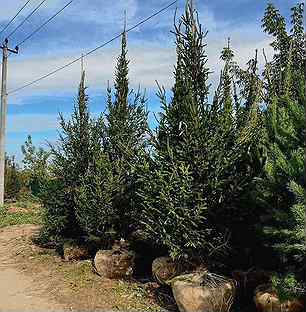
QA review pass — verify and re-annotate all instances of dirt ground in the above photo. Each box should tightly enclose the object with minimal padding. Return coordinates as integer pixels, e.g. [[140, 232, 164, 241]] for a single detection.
[[0, 224, 164, 312], [0, 225, 66, 311]]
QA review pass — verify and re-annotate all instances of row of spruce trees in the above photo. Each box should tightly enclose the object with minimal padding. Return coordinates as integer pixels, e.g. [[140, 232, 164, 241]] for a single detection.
[[33, 1, 305, 291]]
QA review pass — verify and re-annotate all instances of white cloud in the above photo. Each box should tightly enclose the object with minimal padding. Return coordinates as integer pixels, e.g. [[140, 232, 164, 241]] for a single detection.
[[8, 35, 273, 103], [2, 0, 275, 106], [7, 113, 59, 133], [8, 45, 175, 98]]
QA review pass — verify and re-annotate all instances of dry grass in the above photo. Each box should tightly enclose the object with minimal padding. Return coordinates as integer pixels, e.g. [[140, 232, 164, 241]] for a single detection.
[[0, 200, 166, 311], [10, 225, 163, 311]]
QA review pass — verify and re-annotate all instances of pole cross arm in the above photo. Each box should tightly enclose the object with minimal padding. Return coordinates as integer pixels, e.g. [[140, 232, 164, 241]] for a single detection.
[[1, 38, 19, 54], [0, 46, 19, 54], [8, 47, 19, 54]]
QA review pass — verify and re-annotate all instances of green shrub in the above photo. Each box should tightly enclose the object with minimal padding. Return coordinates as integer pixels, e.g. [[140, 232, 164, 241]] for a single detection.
[[21, 135, 51, 197], [272, 274, 305, 302], [75, 152, 119, 243], [38, 179, 78, 244], [4, 155, 22, 200]]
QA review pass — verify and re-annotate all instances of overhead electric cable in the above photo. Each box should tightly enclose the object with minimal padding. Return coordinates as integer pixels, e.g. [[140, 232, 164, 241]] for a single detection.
[[6, 0, 48, 40], [8, 0, 177, 95], [0, 0, 32, 39], [17, 0, 74, 47]]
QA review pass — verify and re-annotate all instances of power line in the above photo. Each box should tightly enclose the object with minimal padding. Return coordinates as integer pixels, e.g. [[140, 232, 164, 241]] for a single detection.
[[0, 0, 73, 67], [0, 0, 32, 40], [17, 0, 74, 47], [6, 0, 48, 40], [8, 0, 177, 95]]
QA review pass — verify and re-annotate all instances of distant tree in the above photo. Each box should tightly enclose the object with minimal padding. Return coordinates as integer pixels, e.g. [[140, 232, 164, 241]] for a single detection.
[[21, 135, 50, 196], [4, 155, 22, 201]]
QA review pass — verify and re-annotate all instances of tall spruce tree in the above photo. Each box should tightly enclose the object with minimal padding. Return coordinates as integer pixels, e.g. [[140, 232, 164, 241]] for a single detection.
[[39, 71, 95, 241], [259, 2, 305, 282], [104, 28, 148, 240], [139, 2, 218, 261], [140, 2, 265, 263], [75, 29, 148, 243], [105, 30, 148, 166], [157, 1, 209, 161]]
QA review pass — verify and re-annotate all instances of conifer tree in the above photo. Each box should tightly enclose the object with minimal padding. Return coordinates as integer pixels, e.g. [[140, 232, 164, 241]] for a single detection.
[[104, 29, 148, 239], [157, 1, 209, 159], [40, 71, 95, 241], [262, 2, 304, 99], [259, 2, 305, 281], [140, 2, 265, 262], [105, 30, 148, 162], [52, 71, 91, 185], [76, 29, 148, 243], [139, 2, 218, 261], [209, 42, 265, 259]]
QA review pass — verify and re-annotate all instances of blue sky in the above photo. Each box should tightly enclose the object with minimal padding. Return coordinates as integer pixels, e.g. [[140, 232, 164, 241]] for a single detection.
[[0, 0, 300, 162]]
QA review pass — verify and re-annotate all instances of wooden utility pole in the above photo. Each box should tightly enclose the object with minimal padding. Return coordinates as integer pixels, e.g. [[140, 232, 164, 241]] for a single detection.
[[0, 39, 18, 206], [304, 31, 306, 259]]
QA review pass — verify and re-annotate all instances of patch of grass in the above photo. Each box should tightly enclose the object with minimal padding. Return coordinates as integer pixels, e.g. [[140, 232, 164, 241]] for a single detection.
[[110, 281, 162, 311], [58, 260, 94, 288], [0, 201, 42, 228]]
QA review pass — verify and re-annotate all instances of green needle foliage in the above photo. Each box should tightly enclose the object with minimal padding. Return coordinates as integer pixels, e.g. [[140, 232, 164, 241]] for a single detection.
[[75, 30, 148, 243], [272, 273, 305, 302], [139, 2, 263, 262], [259, 2, 305, 282], [75, 148, 117, 242], [31, 1, 304, 290], [39, 71, 98, 241]]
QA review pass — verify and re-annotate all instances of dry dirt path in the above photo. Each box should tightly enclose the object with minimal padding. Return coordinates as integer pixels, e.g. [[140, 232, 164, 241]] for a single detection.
[[0, 225, 67, 312]]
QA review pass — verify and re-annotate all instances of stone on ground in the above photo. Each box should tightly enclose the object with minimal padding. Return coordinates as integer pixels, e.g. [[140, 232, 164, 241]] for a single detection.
[[94, 242, 135, 279], [171, 271, 236, 312], [254, 284, 304, 312]]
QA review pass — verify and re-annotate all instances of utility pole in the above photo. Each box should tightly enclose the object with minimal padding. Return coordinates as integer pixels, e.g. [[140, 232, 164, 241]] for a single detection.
[[0, 38, 18, 206], [304, 31, 306, 261]]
